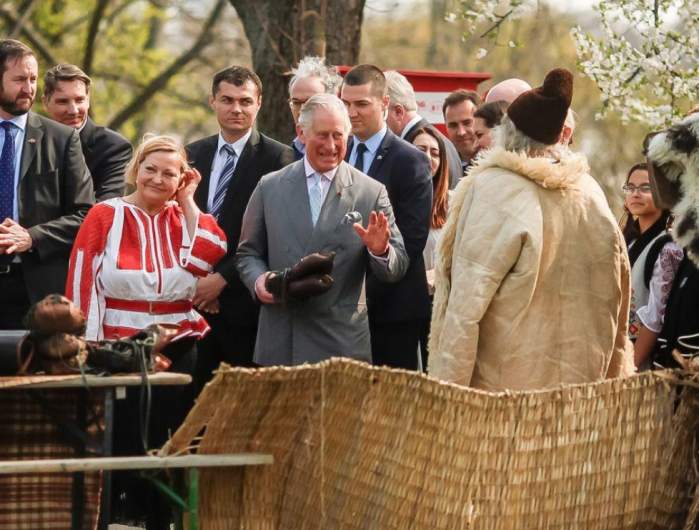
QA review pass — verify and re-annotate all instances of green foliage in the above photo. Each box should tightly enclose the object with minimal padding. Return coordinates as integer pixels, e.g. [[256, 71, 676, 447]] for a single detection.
[[4, 0, 249, 144]]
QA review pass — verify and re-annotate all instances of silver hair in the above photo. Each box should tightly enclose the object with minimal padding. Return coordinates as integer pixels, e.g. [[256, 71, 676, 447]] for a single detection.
[[288, 56, 342, 94], [298, 93, 351, 134], [384, 70, 417, 112], [493, 115, 564, 157]]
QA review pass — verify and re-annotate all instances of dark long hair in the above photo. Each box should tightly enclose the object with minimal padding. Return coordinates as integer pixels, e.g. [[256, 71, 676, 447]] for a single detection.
[[620, 162, 672, 267], [412, 127, 449, 229], [620, 162, 670, 244]]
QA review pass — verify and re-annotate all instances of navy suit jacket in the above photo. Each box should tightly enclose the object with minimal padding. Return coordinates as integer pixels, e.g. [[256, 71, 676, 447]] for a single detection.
[[348, 129, 433, 322]]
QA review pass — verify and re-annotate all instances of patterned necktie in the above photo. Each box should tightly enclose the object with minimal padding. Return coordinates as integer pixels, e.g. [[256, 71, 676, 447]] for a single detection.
[[0, 122, 17, 221], [211, 144, 236, 219], [309, 173, 323, 226], [353, 142, 367, 173]]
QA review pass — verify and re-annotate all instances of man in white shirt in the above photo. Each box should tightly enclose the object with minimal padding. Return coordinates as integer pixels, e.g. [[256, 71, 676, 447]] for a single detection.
[[235, 94, 408, 365]]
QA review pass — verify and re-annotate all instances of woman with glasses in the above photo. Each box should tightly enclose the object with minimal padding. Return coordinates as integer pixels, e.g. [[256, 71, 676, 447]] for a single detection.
[[620, 162, 682, 369]]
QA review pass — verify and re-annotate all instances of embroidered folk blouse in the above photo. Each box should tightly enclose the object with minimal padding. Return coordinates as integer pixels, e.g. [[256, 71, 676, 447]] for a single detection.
[[66, 198, 227, 341]]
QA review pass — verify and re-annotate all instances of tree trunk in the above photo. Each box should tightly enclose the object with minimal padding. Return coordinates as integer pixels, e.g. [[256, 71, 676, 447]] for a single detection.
[[229, 0, 366, 144]]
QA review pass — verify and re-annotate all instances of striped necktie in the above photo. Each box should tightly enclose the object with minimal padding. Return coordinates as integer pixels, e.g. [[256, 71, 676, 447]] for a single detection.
[[211, 144, 236, 219], [309, 173, 323, 226], [0, 122, 17, 221]]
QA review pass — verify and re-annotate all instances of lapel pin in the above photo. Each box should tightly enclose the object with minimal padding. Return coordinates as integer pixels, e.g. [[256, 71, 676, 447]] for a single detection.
[[28, 138, 36, 144], [376, 155, 383, 160]]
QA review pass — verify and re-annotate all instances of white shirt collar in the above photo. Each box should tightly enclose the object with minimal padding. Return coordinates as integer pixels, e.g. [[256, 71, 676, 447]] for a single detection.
[[303, 155, 339, 181], [400, 114, 424, 139], [217, 128, 253, 157], [2, 113, 27, 132]]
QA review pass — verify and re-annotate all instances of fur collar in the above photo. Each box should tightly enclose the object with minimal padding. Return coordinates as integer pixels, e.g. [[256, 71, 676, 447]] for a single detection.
[[647, 113, 699, 264], [428, 147, 589, 359], [468, 147, 590, 190]]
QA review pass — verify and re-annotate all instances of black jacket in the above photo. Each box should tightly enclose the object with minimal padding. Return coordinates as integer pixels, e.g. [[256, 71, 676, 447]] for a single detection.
[[186, 129, 294, 325], [348, 129, 433, 322], [18, 112, 94, 301], [79, 117, 132, 201]]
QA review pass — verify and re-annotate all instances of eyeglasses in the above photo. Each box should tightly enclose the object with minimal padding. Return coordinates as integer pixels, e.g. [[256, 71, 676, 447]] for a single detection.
[[622, 184, 652, 195]]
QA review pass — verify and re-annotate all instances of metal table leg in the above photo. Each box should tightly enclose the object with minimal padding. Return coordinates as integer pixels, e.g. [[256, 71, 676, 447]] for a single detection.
[[98, 387, 115, 530]]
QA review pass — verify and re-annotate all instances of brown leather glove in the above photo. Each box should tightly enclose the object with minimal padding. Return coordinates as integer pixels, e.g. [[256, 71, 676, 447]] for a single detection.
[[265, 252, 335, 303]]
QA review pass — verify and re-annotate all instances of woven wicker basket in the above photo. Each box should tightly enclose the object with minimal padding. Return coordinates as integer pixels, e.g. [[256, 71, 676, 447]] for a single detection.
[[163, 358, 699, 530]]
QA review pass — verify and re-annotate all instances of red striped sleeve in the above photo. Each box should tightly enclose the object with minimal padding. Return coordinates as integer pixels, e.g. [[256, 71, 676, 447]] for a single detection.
[[65, 203, 115, 321], [183, 213, 227, 277]]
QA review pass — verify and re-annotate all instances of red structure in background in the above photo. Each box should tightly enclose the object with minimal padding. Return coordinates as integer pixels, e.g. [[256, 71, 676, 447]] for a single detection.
[[338, 67, 491, 134]]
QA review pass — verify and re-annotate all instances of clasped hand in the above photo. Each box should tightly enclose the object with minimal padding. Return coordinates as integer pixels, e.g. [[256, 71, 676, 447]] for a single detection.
[[0, 218, 32, 254]]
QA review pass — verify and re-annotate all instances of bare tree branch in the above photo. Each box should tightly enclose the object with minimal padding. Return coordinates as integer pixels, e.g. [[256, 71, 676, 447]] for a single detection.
[[107, 0, 227, 131], [9, 0, 36, 38], [82, 0, 110, 75], [0, 5, 57, 65]]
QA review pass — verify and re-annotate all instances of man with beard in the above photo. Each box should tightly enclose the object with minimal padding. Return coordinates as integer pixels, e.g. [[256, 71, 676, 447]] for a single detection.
[[0, 40, 93, 329]]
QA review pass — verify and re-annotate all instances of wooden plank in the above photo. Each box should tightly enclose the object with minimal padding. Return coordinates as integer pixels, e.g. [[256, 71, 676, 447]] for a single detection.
[[0, 454, 273, 474], [0, 371, 192, 389]]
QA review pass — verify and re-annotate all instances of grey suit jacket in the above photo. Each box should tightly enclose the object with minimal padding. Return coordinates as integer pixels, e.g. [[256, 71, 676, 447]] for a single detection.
[[235, 160, 409, 366]]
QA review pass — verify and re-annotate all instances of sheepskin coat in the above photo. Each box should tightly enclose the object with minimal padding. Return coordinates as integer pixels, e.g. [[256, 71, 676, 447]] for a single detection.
[[428, 147, 634, 391]]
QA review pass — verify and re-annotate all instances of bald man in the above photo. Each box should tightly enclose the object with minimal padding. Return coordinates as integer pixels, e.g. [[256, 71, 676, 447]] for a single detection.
[[485, 78, 531, 104]]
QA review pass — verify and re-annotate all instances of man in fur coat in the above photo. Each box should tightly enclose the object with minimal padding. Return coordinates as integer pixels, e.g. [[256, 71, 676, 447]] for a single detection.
[[428, 68, 634, 391]]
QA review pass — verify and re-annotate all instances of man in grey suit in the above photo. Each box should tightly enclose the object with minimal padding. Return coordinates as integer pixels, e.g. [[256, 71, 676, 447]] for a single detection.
[[236, 94, 408, 366]]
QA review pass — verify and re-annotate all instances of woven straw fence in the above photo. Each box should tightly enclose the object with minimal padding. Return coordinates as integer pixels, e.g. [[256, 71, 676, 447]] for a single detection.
[[163, 358, 699, 530]]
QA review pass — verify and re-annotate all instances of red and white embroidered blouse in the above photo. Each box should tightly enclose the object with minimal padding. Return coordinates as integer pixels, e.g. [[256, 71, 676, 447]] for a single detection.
[[66, 198, 227, 341]]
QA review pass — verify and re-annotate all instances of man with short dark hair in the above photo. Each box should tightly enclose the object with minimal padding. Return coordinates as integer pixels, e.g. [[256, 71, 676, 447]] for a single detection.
[[442, 88, 481, 173], [341, 64, 432, 370], [43, 63, 132, 200], [385, 70, 463, 189], [187, 65, 294, 381], [0, 40, 93, 329]]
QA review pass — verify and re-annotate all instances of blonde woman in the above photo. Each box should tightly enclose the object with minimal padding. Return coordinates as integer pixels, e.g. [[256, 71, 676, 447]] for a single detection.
[[66, 134, 226, 342], [66, 135, 227, 527]]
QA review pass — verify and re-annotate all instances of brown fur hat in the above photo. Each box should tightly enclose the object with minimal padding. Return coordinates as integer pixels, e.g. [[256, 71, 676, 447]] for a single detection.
[[506, 68, 573, 145]]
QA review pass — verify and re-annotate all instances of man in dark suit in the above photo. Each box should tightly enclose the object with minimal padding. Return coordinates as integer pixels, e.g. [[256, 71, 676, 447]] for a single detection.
[[187, 66, 294, 381], [287, 56, 342, 160], [341, 64, 432, 371], [385, 70, 463, 189], [42, 63, 131, 201], [0, 40, 93, 329]]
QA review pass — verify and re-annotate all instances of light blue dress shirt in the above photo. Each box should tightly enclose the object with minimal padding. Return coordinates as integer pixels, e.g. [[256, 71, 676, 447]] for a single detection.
[[0, 114, 27, 221], [348, 125, 387, 174]]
